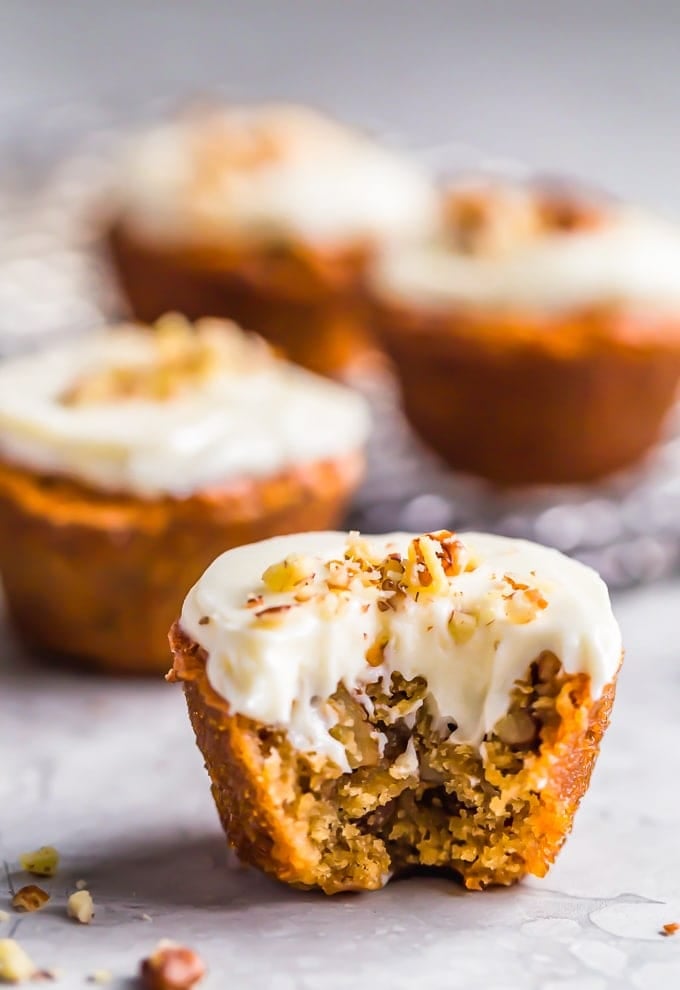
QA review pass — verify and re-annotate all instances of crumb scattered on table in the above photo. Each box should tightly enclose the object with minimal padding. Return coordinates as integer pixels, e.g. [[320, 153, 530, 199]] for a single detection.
[[67, 889, 94, 924], [0, 938, 37, 983], [11, 885, 50, 913], [18, 847, 59, 878]]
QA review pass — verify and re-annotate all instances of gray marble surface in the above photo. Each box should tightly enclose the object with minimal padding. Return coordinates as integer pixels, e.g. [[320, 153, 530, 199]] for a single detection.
[[2, 5, 680, 986], [2, 577, 680, 990]]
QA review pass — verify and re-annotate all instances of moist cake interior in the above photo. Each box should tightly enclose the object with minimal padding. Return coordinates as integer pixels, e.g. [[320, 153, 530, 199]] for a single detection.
[[241, 653, 588, 892]]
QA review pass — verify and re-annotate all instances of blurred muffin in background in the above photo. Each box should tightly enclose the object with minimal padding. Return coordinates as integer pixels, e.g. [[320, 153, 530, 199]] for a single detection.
[[0, 315, 370, 673], [106, 104, 439, 378], [370, 178, 680, 485]]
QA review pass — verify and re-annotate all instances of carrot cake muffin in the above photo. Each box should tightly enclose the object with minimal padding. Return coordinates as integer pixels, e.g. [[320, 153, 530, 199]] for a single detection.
[[169, 528, 622, 893], [106, 104, 439, 377], [0, 315, 369, 673], [370, 179, 680, 484]]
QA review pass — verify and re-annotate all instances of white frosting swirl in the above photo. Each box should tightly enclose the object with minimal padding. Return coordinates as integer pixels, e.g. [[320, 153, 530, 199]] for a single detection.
[[117, 104, 439, 247], [374, 207, 680, 313], [0, 325, 370, 498], [180, 531, 622, 770]]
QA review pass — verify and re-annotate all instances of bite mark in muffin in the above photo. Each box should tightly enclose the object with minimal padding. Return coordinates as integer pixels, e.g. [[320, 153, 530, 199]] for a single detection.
[[169, 529, 622, 892]]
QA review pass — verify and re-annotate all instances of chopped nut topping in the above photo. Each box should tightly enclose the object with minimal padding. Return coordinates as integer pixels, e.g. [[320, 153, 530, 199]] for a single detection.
[[67, 889, 94, 924], [18, 847, 59, 878], [60, 315, 265, 406], [254, 604, 295, 625], [404, 532, 472, 597], [504, 585, 548, 625], [11, 885, 50, 913], [494, 711, 538, 747], [365, 637, 388, 668], [446, 184, 541, 257], [262, 554, 315, 593], [445, 182, 606, 258], [0, 939, 36, 984], [139, 940, 205, 990], [448, 610, 478, 644], [251, 531, 484, 628]]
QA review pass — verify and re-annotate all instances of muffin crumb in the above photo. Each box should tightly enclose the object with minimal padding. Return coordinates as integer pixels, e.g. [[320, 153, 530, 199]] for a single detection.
[[67, 890, 94, 924], [18, 847, 59, 878]]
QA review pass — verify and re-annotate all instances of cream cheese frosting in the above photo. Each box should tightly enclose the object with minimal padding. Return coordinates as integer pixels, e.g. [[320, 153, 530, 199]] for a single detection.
[[0, 319, 370, 498], [117, 104, 440, 247], [374, 203, 680, 313], [180, 530, 622, 770]]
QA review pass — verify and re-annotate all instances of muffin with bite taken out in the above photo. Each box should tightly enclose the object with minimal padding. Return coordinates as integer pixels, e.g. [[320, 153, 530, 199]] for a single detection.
[[169, 527, 622, 893]]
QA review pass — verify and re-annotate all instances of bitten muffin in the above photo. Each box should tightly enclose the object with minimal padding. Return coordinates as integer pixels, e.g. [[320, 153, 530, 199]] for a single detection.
[[169, 528, 622, 893], [0, 316, 369, 673], [106, 104, 439, 378], [370, 179, 680, 484]]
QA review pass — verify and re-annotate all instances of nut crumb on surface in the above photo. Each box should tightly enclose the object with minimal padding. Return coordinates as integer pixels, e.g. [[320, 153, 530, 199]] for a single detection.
[[0, 913, 8, 924], [661, 922, 679, 936], [67, 889, 94, 924], [87, 970, 112, 985], [11, 886, 50, 913], [140, 940, 206, 990], [18, 847, 59, 878], [0, 938, 36, 984], [141, 913, 153, 922], [75, 879, 88, 891]]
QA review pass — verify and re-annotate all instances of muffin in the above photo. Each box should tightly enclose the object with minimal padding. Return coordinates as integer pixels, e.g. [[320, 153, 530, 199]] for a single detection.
[[370, 179, 680, 484], [106, 104, 439, 378], [0, 315, 370, 673], [169, 528, 622, 893]]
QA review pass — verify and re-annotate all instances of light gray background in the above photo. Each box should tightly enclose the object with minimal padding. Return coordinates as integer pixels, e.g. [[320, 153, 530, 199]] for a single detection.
[[1, 0, 679, 211], [3, 5, 680, 989]]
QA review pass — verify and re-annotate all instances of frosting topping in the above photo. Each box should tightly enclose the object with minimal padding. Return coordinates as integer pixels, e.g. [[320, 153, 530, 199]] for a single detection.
[[374, 180, 680, 312], [0, 317, 370, 497], [180, 530, 622, 770], [117, 104, 440, 247]]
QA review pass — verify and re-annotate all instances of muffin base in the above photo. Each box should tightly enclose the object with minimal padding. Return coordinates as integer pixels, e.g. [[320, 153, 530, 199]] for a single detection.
[[373, 301, 680, 485], [169, 625, 619, 893], [0, 452, 362, 674], [107, 222, 379, 378]]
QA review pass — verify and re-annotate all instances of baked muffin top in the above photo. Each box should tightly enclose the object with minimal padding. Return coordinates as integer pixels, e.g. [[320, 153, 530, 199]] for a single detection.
[[374, 178, 680, 313], [115, 104, 439, 248], [0, 315, 370, 497]]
